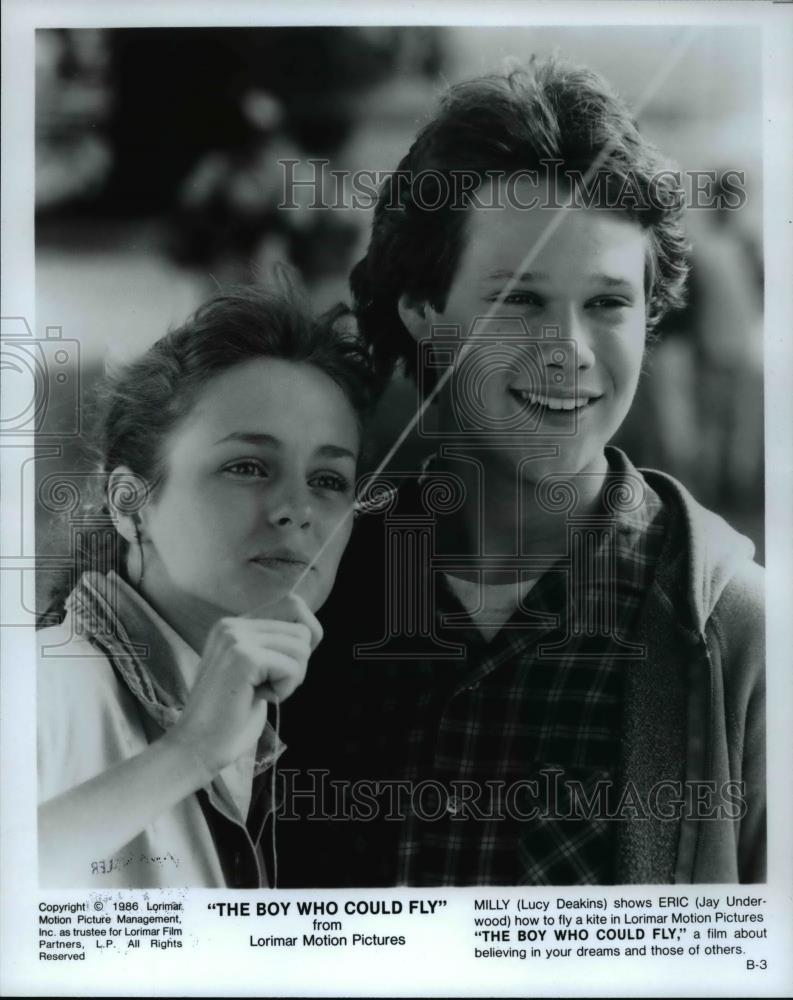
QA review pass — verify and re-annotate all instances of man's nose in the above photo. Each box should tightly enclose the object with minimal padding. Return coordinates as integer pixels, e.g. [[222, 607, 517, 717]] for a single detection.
[[542, 307, 596, 372]]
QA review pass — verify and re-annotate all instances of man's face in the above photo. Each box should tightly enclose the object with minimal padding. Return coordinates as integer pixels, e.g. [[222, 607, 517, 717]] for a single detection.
[[418, 180, 648, 483]]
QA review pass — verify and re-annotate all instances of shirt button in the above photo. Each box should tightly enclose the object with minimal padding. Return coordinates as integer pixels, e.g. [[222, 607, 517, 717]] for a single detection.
[[446, 794, 460, 816]]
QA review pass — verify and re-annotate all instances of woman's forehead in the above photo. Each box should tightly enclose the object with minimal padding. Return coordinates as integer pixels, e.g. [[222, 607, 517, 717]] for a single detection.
[[167, 358, 361, 454]]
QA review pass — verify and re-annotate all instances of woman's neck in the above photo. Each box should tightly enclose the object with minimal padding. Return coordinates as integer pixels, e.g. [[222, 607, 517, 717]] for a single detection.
[[134, 563, 220, 658]]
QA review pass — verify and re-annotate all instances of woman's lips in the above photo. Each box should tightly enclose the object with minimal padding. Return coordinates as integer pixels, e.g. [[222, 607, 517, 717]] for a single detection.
[[250, 556, 312, 577]]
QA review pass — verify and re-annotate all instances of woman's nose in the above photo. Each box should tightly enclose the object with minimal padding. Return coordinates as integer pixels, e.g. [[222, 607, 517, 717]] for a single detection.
[[266, 489, 313, 530]]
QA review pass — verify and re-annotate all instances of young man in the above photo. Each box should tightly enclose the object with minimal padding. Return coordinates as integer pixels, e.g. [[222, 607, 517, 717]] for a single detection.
[[279, 57, 764, 886]]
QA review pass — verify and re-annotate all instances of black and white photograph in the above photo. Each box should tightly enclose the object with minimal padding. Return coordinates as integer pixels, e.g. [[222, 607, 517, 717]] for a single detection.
[[2, 1, 792, 996]]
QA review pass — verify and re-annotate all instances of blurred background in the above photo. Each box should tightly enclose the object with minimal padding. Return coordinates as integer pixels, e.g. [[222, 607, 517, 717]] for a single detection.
[[32, 25, 764, 609]]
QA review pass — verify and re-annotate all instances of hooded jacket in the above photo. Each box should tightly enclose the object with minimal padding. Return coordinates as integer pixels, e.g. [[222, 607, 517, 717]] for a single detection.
[[615, 466, 765, 883], [279, 453, 765, 886]]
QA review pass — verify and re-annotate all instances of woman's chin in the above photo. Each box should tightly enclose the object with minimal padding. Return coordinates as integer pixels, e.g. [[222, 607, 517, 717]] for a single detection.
[[231, 587, 291, 620], [238, 583, 320, 621], [199, 570, 325, 620]]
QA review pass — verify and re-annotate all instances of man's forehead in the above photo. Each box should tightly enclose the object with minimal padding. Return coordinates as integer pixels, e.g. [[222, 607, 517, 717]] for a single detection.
[[460, 200, 649, 279]]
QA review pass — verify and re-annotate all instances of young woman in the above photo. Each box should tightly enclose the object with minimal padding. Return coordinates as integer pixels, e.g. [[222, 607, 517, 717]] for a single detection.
[[36, 288, 375, 888]]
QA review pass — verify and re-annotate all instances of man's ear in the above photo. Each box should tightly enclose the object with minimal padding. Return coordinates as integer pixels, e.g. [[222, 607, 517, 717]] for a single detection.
[[397, 293, 440, 343], [106, 466, 151, 544]]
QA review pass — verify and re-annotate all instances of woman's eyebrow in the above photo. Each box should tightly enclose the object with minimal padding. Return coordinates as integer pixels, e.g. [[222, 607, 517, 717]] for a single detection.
[[213, 433, 356, 461], [315, 444, 357, 461], [212, 432, 281, 447]]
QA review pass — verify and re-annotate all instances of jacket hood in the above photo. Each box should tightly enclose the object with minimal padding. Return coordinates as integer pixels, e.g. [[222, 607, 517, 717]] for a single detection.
[[640, 465, 757, 635]]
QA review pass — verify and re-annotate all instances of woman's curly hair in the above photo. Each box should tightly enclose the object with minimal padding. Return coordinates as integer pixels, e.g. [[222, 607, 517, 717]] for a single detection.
[[39, 283, 377, 625]]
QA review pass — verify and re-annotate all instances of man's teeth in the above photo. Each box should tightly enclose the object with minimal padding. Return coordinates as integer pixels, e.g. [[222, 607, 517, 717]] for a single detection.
[[511, 389, 592, 411]]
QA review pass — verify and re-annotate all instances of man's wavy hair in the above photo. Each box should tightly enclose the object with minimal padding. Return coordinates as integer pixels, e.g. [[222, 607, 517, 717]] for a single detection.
[[351, 56, 690, 387]]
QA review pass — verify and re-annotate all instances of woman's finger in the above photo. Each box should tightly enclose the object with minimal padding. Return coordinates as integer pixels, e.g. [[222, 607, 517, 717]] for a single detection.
[[284, 593, 324, 651], [234, 647, 306, 689], [256, 675, 301, 704]]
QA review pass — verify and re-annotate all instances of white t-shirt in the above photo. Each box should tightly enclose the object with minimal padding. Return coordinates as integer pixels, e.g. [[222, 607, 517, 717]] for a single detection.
[[443, 574, 538, 641]]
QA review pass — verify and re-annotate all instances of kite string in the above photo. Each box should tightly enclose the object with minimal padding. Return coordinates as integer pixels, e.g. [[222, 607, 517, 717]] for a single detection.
[[248, 29, 702, 623], [249, 25, 702, 889], [270, 698, 280, 890]]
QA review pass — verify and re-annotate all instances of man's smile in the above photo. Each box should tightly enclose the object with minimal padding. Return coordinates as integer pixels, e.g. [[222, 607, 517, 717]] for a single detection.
[[507, 386, 603, 413]]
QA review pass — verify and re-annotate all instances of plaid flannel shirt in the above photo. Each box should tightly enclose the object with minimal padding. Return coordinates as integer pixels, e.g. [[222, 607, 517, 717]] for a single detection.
[[385, 449, 669, 886]]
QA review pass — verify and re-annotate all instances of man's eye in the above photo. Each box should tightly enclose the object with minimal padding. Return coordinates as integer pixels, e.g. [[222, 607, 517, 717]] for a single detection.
[[224, 460, 268, 478], [587, 296, 631, 310], [489, 292, 543, 307], [310, 472, 351, 494]]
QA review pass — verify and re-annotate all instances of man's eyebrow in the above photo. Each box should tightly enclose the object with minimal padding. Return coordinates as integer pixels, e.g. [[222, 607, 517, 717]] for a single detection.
[[485, 270, 550, 282], [213, 432, 356, 461], [484, 270, 637, 288], [587, 273, 637, 288]]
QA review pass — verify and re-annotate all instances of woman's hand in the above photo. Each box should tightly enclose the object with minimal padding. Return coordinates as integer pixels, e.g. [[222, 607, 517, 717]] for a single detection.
[[38, 595, 322, 885], [165, 594, 323, 781]]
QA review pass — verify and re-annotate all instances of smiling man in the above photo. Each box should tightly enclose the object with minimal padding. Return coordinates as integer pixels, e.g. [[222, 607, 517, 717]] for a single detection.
[[395, 183, 651, 567], [280, 57, 765, 887]]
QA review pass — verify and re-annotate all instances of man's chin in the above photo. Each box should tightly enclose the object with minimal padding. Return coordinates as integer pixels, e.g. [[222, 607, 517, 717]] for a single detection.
[[511, 443, 609, 486]]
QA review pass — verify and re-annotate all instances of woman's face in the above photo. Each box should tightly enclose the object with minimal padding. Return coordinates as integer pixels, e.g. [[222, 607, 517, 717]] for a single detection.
[[136, 357, 360, 625]]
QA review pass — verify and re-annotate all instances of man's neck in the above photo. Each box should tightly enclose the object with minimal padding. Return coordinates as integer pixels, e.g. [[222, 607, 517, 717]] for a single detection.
[[433, 450, 608, 582]]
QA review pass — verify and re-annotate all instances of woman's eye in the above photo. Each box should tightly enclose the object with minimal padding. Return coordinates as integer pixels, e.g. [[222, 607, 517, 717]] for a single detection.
[[224, 460, 268, 479], [310, 472, 351, 494]]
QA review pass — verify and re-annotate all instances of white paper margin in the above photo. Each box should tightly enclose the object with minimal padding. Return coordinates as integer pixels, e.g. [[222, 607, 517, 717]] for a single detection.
[[2, 1, 792, 996]]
